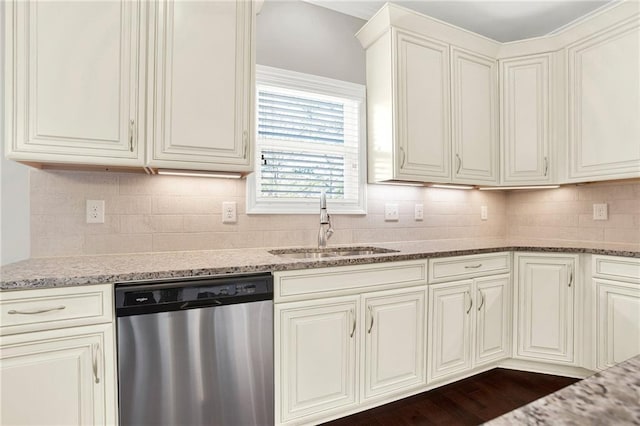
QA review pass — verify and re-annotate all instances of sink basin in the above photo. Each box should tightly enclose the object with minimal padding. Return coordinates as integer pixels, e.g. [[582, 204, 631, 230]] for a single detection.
[[269, 246, 399, 259]]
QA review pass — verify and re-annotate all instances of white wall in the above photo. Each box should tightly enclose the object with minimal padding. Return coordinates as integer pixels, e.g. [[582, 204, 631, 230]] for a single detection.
[[256, 0, 366, 84], [0, 1, 31, 265]]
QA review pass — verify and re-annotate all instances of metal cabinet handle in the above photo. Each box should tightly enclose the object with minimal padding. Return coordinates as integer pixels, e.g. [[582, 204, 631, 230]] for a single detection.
[[456, 153, 462, 174], [129, 119, 135, 152], [569, 269, 573, 288], [465, 291, 473, 314], [544, 156, 549, 177], [92, 343, 101, 384], [478, 290, 485, 311], [349, 309, 356, 338], [367, 305, 374, 334], [7, 306, 66, 315], [465, 264, 482, 269], [243, 131, 248, 159], [399, 147, 406, 168]]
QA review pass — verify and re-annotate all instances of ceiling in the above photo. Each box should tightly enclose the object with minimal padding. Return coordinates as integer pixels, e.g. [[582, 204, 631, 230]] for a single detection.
[[302, 0, 614, 42]]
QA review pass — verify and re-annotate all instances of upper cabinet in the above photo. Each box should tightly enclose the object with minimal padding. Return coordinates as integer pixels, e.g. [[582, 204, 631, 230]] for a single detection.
[[4, 1, 145, 167], [4, 0, 255, 174], [565, 16, 640, 182], [499, 53, 554, 185], [146, 0, 254, 173], [358, 11, 500, 185]]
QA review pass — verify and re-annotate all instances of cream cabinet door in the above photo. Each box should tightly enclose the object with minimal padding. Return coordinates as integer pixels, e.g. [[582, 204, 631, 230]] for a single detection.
[[500, 54, 553, 185], [362, 287, 426, 400], [567, 17, 640, 181], [428, 280, 473, 382], [276, 297, 359, 424], [515, 255, 576, 363], [147, 0, 253, 172], [395, 30, 451, 181], [475, 274, 511, 365], [451, 47, 498, 185], [0, 324, 116, 426], [4, 1, 144, 167], [595, 279, 640, 370]]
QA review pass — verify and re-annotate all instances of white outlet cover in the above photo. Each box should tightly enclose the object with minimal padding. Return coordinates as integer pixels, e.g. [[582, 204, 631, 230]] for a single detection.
[[384, 203, 399, 221], [414, 204, 424, 221], [593, 203, 608, 221], [86, 200, 105, 224], [481, 206, 488, 221], [222, 201, 237, 224]]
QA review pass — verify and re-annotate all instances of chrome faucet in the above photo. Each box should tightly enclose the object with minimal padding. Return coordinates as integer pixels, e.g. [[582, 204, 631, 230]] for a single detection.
[[318, 190, 334, 249]]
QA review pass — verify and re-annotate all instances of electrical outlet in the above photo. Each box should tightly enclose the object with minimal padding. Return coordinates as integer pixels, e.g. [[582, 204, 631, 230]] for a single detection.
[[415, 204, 424, 221], [384, 203, 399, 221], [86, 200, 105, 224], [481, 206, 488, 221], [593, 203, 608, 221], [222, 201, 237, 224]]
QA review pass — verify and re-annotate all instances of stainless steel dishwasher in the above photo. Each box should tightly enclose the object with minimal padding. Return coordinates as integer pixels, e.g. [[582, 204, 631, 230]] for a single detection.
[[115, 273, 273, 426]]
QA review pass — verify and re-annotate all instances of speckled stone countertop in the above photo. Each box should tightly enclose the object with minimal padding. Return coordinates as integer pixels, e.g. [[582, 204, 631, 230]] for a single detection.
[[1, 238, 638, 290], [485, 354, 640, 425]]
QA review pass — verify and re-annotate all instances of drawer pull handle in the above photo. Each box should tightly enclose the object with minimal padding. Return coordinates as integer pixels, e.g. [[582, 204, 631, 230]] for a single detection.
[[478, 290, 485, 311], [92, 343, 101, 384], [129, 119, 135, 152], [465, 291, 473, 314], [465, 264, 482, 269], [456, 153, 462, 174], [349, 309, 356, 338], [399, 147, 406, 168], [544, 156, 549, 177], [7, 306, 66, 315], [569, 270, 573, 288], [367, 305, 374, 334]]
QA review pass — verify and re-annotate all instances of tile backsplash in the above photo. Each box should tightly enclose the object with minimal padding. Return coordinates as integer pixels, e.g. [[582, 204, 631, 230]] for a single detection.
[[29, 169, 506, 257]]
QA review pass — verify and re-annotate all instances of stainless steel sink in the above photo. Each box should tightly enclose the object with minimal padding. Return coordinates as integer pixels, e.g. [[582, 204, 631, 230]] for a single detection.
[[269, 246, 399, 259]]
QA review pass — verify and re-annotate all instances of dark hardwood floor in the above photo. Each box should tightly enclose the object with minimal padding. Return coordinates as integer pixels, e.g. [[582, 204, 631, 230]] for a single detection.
[[323, 368, 578, 426]]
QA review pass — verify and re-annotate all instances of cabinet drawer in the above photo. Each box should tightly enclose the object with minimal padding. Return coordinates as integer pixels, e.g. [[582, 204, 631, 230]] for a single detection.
[[274, 261, 427, 302], [0, 284, 112, 335], [592, 255, 640, 283], [428, 252, 510, 283]]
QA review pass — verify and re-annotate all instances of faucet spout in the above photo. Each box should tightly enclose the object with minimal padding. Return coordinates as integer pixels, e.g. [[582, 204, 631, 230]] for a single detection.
[[318, 190, 334, 249]]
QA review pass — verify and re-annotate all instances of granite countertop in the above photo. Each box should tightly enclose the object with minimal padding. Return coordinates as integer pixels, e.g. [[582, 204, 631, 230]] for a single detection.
[[485, 354, 640, 425], [1, 238, 638, 290]]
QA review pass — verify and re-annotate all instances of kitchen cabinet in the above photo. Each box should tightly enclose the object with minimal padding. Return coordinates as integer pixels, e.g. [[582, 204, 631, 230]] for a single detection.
[[0, 284, 116, 426], [358, 15, 499, 185], [427, 274, 510, 383], [146, 0, 254, 173], [592, 256, 640, 370], [499, 53, 554, 185], [514, 254, 578, 364], [451, 47, 499, 184], [4, 0, 145, 167], [274, 261, 428, 425], [566, 16, 640, 182]]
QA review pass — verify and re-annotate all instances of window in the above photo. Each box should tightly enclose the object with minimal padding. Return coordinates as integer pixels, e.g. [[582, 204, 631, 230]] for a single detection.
[[247, 66, 366, 214]]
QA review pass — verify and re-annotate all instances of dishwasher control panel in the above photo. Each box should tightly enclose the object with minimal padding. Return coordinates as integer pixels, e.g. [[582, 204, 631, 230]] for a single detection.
[[115, 273, 273, 316]]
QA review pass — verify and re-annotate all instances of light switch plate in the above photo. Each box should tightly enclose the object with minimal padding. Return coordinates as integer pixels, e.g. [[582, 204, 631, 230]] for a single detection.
[[385, 203, 399, 221], [222, 201, 237, 223], [415, 204, 424, 221], [86, 200, 105, 224], [481, 206, 488, 221], [593, 203, 608, 221]]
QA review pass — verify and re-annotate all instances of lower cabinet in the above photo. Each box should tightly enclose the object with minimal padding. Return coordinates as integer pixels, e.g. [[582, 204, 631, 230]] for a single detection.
[[592, 255, 640, 370], [514, 253, 578, 364], [0, 284, 116, 426], [427, 274, 510, 383], [274, 262, 428, 426]]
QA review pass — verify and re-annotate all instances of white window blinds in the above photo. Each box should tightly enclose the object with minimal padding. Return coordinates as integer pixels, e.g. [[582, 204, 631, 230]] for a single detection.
[[247, 66, 366, 214]]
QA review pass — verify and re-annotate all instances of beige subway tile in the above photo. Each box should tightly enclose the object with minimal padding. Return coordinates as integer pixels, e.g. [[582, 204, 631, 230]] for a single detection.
[[119, 215, 154, 234], [604, 228, 640, 244], [184, 215, 236, 233], [31, 215, 84, 238], [84, 234, 152, 255], [578, 214, 635, 229], [608, 199, 640, 214], [104, 196, 152, 215], [31, 236, 84, 258], [31, 194, 84, 215], [118, 174, 156, 195], [150, 215, 184, 233]]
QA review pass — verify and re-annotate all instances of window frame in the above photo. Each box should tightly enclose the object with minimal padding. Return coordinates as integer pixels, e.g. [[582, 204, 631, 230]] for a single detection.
[[247, 65, 367, 215]]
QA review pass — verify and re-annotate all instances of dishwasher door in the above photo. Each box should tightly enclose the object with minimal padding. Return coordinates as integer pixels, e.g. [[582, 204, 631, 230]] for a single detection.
[[117, 300, 273, 426]]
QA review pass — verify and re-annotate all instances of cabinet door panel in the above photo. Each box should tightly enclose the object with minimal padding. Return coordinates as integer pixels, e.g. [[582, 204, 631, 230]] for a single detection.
[[6, 1, 142, 164], [516, 256, 575, 363], [277, 298, 358, 423], [0, 325, 115, 426], [363, 288, 426, 400], [595, 279, 640, 370], [567, 18, 640, 180], [475, 275, 511, 365], [395, 31, 451, 180], [500, 54, 552, 184], [451, 48, 498, 184], [428, 281, 473, 382], [149, 0, 252, 171]]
